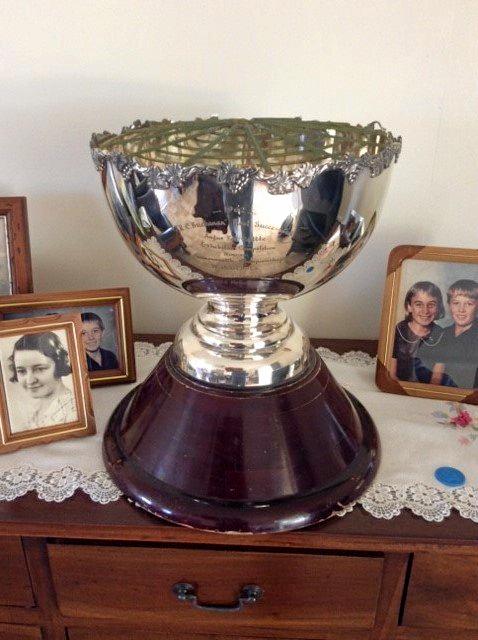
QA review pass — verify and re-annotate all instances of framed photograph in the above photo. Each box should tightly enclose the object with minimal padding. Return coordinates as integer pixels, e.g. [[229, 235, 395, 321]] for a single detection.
[[0, 314, 95, 453], [0, 197, 33, 295], [0, 288, 135, 387], [377, 245, 478, 404]]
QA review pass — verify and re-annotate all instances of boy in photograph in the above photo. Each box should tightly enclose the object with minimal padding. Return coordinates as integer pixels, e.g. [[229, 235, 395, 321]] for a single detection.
[[431, 279, 478, 389], [80, 312, 119, 372]]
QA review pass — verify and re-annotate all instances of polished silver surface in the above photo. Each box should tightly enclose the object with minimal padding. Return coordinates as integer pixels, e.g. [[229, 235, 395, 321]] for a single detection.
[[91, 118, 401, 388], [172, 294, 311, 387]]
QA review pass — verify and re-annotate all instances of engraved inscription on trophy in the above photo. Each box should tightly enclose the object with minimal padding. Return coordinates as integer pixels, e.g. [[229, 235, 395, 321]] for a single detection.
[[145, 179, 310, 279]]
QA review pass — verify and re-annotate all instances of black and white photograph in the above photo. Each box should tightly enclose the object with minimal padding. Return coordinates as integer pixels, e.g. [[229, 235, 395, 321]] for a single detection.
[[377, 246, 478, 403], [0, 314, 96, 453], [0, 329, 78, 433]]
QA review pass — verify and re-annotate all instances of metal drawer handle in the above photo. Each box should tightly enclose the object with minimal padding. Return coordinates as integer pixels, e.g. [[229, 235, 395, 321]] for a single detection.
[[172, 582, 263, 613]]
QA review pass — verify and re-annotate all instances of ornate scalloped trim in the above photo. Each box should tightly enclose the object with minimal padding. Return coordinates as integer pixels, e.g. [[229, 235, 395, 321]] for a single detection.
[[0, 465, 476, 524], [90, 120, 402, 194], [316, 347, 376, 367], [359, 482, 478, 523], [91, 138, 402, 194], [0, 465, 122, 504], [134, 340, 171, 358]]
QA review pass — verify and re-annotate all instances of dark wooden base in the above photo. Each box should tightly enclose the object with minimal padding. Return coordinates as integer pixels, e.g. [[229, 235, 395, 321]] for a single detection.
[[104, 347, 380, 533]]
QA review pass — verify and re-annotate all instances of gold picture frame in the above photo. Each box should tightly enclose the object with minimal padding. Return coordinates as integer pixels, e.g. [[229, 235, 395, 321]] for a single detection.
[[0, 314, 96, 453], [377, 245, 478, 404]]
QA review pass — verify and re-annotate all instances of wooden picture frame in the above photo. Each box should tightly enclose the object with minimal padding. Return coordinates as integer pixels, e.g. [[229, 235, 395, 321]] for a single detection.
[[0, 314, 95, 453], [0, 288, 135, 387], [0, 197, 33, 295], [377, 245, 478, 404]]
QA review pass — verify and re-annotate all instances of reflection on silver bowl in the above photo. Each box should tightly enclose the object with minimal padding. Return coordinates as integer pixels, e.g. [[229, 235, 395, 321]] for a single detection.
[[91, 117, 401, 388]]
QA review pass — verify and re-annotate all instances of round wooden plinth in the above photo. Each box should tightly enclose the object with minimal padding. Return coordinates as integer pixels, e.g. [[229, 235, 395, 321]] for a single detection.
[[104, 348, 379, 533]]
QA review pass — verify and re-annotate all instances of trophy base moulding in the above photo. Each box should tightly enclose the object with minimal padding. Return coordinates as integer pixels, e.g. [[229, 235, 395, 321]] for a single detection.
[[104, 346, 379, 534], [91, 117, 401, 533]]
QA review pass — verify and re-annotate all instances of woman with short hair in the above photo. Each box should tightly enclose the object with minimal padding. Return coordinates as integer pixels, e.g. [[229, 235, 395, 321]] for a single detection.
[[9, 332, 78, 431]]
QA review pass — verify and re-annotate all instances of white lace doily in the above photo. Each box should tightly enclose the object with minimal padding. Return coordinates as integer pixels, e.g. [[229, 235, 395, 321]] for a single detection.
[[0, 341, 477, 524]]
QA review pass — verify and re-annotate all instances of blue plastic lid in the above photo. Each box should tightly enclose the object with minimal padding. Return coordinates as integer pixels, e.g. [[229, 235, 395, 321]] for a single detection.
[[434, 466, 466, 488]]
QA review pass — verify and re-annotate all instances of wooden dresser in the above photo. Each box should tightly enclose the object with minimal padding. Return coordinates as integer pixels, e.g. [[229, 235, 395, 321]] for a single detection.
[[0, 337, 476, 640]]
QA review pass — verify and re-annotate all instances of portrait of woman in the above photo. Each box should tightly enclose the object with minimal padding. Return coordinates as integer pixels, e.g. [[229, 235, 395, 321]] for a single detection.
[[391, 281, 445, 383], [6, 331, 78, 433]]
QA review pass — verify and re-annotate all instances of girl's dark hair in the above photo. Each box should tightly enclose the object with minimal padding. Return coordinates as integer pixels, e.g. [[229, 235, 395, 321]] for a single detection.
[[404, 281, 445, 321], [9, 332, 71, 383]]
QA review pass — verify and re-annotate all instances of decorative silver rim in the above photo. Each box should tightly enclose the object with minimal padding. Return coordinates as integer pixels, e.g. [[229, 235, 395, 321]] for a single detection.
[[91, 119, 402, 194]]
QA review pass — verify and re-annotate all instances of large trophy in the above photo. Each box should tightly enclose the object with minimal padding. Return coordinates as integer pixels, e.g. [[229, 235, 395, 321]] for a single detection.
[[91, 118, 401, 533]]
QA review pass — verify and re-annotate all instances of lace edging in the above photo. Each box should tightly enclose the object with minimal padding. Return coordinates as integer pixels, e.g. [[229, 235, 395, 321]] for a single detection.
[[0, 466, 122, 504], [134, 341, 172, 358], [316, 347, 376, 367], [0, 464, 476, 524], [358, 482, 478, 523]]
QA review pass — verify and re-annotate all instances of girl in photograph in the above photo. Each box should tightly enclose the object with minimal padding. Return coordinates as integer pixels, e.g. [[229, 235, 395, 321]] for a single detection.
[[391, 281, 445, 383], [8, 332, 78, 431]]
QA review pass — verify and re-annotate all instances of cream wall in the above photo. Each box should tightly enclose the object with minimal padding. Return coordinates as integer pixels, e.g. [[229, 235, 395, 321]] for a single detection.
[[1, 0, 477, 338]]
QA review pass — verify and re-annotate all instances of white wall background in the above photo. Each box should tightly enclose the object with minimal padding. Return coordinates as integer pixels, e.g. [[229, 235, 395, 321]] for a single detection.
[[1, 0, 477, 338]]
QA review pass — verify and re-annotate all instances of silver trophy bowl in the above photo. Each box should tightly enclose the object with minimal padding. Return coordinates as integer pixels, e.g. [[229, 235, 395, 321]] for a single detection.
[[91, 118, 401, 389], [92, 117, 402, 533]]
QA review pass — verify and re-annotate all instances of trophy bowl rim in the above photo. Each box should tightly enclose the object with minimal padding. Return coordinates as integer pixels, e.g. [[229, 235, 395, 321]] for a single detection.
[[89, 116, 402, 302], [90, 116, 402, 190]]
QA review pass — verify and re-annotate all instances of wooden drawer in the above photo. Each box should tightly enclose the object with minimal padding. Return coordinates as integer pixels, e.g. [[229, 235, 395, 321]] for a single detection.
[[68, 630, 370, 640], [68, 633, 260, 640], [403, 552, 478, 629], [48, 544, 383, 637], [397, 630, 478, 640], [0, 624, 41, 640], [0, 538, 34, 607]]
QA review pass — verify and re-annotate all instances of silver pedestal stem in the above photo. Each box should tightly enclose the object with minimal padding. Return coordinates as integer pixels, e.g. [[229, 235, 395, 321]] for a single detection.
[[171, 294, 311, 389]]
